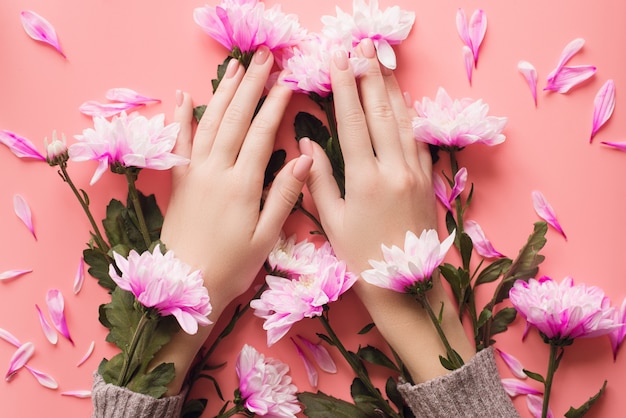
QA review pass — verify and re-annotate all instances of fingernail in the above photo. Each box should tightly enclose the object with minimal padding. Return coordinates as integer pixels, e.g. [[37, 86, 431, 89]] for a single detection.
[[333, 49, 349, 71], [299, 137, 313, 156], [254, 46, 270, 65], [360, 38, 376, 59], [293, 155, 313, 182], [175, 90, 184, 107], [403, 91, 412, 107], [224, 59, 239, 79]]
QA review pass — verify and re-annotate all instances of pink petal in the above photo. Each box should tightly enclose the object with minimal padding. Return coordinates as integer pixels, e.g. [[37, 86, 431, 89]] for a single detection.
[[501, 378, 542, 397], [464, 220, 504, 259], [46, 289, 74, 345], [73, 257, 85, 294], [449, 167, 468, 203], [25, 365, 58, 389], [590, 79, 615, 142], [433, 174, 452, 211], [105, 88, 160, 104], [0, 328, 22, 347], [6, 342, 35, 381], [297, 335, 337, 373], [13, 194, 37, 240], [0, 269, 32, 281], [518, 60, 538, 106], [0, 130, 46, 160], [496, 348, 526, 379], [20, 11, 66, 58], [544, 65, 596, 93], [548, 38, 585, 78], [532, 190, 567, 240], [79, 101, 143, 118], [527, 394, 554, 418], [601, 141, 626, 151], [292, 338, 318, 387], [463, 46, 473, 85], [77, 341, 95, 367], [468, 9, 487, 65], [455, 9, 471, 51], [36, 304, 58, 345], [373, 39, 397, 70], [61, 390, 92, 398], [609, 297, 626, 360]]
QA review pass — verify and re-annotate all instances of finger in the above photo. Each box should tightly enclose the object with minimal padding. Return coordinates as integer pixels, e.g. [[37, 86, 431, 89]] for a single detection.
[[171, 90, 193, 181], [403, 92, 433, 175], [211, 46, 275, 166], [305, 141, 343, 233]]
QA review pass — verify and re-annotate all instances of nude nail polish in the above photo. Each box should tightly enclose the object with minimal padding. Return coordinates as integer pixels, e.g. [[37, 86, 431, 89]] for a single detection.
[[333, 50, 349, 70], [360, 38, 376, 59], [175, 89, 183, 107], [224, 59, 239, 79], [254, 46, 270, 65], [293, 155, 313, 182]]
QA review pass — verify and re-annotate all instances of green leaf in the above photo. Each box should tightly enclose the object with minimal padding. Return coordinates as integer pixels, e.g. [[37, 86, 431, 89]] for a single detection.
[[264, 149, 286, 188], [211, 56, 233, 93], [193, 105, 207, 123], [475, 258, 513, 286], [181, 399, 208, 418], [83, 248, 115, 291], [198, 373, 225, 400], [523, 369, 545, 384], [134, 192, 163, 243], [385, 377, 404, 412], [316, 333, 334, 346], [102, 198, 129, 249], [459, 232, 473, 269], [445, 210, 457, 235], [124, 192, 163, 249], [477, 308, 492, 328], [298, 391, 372, 418], [102, 288, 142, 350], [126, 362, 175, 398], [490, 307, 517, 335], [294, 112, 331, 146], [357, 346, 399, 372], [439, 263, 462, 302], [350, 379, 384, 416], [357, 322, 375, 335], [564, 380, 607, 418], [439, 355, 455, 371]]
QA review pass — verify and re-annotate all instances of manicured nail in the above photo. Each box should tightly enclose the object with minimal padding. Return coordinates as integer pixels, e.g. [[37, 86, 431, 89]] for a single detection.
[[254, 46, 270, 65], [224, 59, 239, 79], [293, 155, 313, 182], [299, 137, 313, 156], [403, 91, 412, 107], [175, 90, 184, 107], [333, 49, 349, 71], [360, 38, 376, 59]]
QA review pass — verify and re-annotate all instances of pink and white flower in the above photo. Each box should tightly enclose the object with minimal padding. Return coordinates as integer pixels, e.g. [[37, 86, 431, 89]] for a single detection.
[[236, 344, 301, 417], [509, 276, 617, 343], [69, 111, 188, 185], [267, 233, 317, 278], [44, 131, 69, 165], [321, 0, 415, 69], [361, 229, 456, 294], [412, 88, 507, 149], [108, 245, 212, 335]]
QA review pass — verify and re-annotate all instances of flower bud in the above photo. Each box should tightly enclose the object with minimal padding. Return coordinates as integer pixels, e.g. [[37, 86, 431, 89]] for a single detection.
[[45, 131, 69, 166]]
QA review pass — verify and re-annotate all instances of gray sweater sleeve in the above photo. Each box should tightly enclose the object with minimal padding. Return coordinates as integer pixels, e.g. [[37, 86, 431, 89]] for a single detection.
[[397, 347, 520, 418], [91, 372, 186, 418]]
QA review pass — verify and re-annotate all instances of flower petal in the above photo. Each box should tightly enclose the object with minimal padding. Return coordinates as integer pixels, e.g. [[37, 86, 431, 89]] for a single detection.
[[496, 348, 526, 379], [105, 88, 160, 104], [0, 328, 22, 347], [449, 167, 468, 203], [548, 38, 585, 78], [36, 304, 58, 345], [297, 335, 337, 373], [374, 39, 396, 70], [13, 194, 37, 240], [601, 141, 626, 151], [545, 65, 596, 93], [60, 390, 91, 398], [46, 289, 74, 345], [0, 130, 46, 160], [518, 60, 538, 106], [590, 79, 615, 142], [464, 220, 504, 258], [73, 257, 85, 294], [78, 101, 144, 118], [20, 11, 66, 58], [292, 338, 318, 387], [25, 365, 58, 389], [0, 269, 32, 281], [463, 46, 473, 85], [433, 174, 452, 211], [455, 9, 471, 51], [77, 341, 95, 367], [532, 191, 567, 240], [468, 9, 487, 65], [527, 394, 554, 418], [501, 378, 542, 397], [609, 297, 626, 361], [6, 342, 35, 381]]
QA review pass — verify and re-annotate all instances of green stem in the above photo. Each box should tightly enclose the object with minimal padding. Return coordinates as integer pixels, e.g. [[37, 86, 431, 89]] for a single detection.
[[297, 205, 328, 239], [125, 171, 152, 248], [216, 404, 247, 418], [117, 311, 150, 386], [542, 344, 560, 418], [318, 312, 400, 418], [448, 149, 465, 250]]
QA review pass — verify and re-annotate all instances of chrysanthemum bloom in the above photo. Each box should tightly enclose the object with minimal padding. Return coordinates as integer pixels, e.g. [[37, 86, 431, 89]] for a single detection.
[[236, 344, 301, 417], [412, 87, 507, 149], [321, 0, 415, 69], [69, 112, 188, 185], [267, 233, 317, 278], [108, 245, 212, 335], [509, 276, 616, 345], [361, 229, 456, 294], [251, 242, 357, 346], [44, 131, 69, 166]]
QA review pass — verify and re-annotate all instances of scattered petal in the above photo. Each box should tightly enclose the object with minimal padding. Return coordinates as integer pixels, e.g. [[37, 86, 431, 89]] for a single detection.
[[20, 11, 66, 58], [449, 167, 468, 204], [433, 174, 452, 211], [501, 378, 542, 397], [13, 194, 37, 240], [464, 220, 504, 258], [496, 348, 526, 379], [545, 65, 596, 93], [60, 390, 91, 398], [601, 141, 626, 151], [297, 335, 337, 373], [77, 341, 95, 367], [532, 191, 567, 240], [6, 342, 35, 381], [46, 289, 74, 345], [527, 394, 554, 418], [468, 9, 487, 65], [292, 338, 318, 387], [373, 38, 397, 71], [463, 45, 473, 85], [455, 9, 471, 53], [0, 328, 22, 347], [73, 257, 85, 294], [518, 60, 538, 106], [105, 88, 160, 104], [547, 38, 585, 79], [0, 130, 46, 160], [0, 269, 32, 281], [78, 101, 144, 118], [36, 304, 58, 345], [590, 79, 615, 142], [25, 365, 58, 389]]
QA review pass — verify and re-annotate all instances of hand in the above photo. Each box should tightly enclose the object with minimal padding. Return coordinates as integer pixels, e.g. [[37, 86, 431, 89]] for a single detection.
[[307, 39, 474, 382]]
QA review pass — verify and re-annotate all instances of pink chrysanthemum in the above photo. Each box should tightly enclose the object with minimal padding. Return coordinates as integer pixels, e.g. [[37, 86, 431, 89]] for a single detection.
[[509, 276, 617, 344], [361, 229, 456, 294], [412, 87, 507, 149], [267, 233, 317, 278], [236, 344, 301, 417], [108, 245, 212, 335], [251, 242, 357, 346], [69, 112, 188, 185]]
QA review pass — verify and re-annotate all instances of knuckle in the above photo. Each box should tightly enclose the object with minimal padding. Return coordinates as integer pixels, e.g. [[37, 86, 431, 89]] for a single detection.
[[370, 102, 395, 120]]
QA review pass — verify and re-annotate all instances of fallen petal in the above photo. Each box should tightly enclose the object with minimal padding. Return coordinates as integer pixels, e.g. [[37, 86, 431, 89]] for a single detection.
[[455, 9, 471, 51], [545, 65, 596, 93], [0, 328, 22, 347], [468, 9, 487, 65], [6, 342, 35, 381], [36, 304, 58, 345], [297, 335, 337, 373], [546, 38, 585, 81], [79, 101, 143, 118], [532, 190, 567, 240], [496, 348, 526, 379], [433, 174, 452, 211], [73, 257, 85, 294], [77, 341, 95, 367], [527, 394, 554, 418], [601, 141, 626, 151], [0, 130, 46, 160], [13, 194, 37, 240], [517, 60, 538, 106], [590, 79, 615, 142], [46, 289, 74, 345], [463, 46, 473, 85], [60, 390, 91, 398], [464, 220, 504, 258], [0, 269, 32, 281], [292, 338, 318, 387], [25, 365, 58, 389], [105, 88, 160, 104], [20, 11, 66, 58], [449, 167, 468, 203], [501, 378, 542, 397], [374, 39, 397, 70]]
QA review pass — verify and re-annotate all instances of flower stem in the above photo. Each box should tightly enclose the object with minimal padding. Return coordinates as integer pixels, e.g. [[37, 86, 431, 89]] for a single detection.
[[448, 149, 466, 250], [117, 311, 150, 386], [216, 404, 247, 418], [542, 343, 560, 418], [125, 171, 152, 249], [296, 205, 328, 239]]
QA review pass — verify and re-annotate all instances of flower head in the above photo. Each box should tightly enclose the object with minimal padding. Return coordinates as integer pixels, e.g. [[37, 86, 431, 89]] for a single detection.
[[361, 229, 456, 294], [412, 87, 507, 149], [44, 131, 69, 166], [69, 112, 188, 185], [108, 245, 212, 335], [509, 276, 617, 344], [267, 233, 317, 278], [236, 344, 301, 417]]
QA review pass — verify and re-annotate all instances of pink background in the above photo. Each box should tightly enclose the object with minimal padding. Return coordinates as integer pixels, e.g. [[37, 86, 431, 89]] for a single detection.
[[1, 0, 625, 416]]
